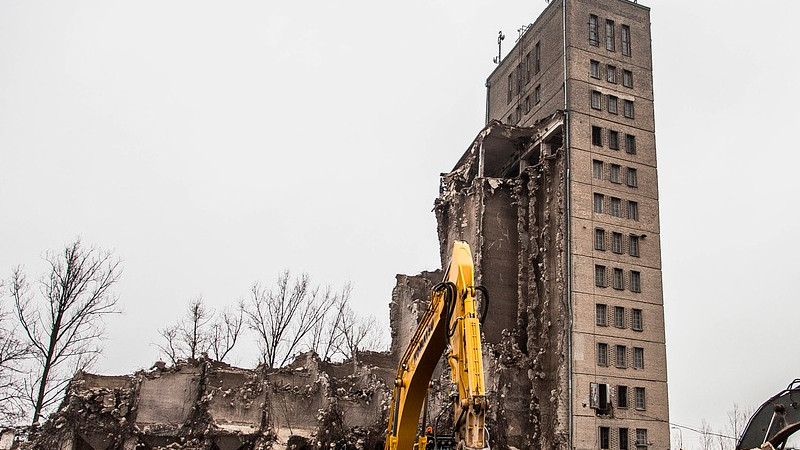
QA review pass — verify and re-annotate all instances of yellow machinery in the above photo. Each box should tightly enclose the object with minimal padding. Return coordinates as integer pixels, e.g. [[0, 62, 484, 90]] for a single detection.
[[385, 241, 488, 450]]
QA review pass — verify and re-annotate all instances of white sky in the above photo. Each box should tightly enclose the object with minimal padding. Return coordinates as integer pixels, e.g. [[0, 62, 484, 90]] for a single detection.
[[1, 1, 799, 448]]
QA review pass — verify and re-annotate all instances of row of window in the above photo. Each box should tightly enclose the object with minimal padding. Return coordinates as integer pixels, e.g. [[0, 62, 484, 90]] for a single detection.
[[591, 60, 634, 88], [596, 304, 643, 330], [595, 229, 640, 257], [507, 41, 542, 103], [599, 426, 648, 450], [589, 14, 632, 57], [507, 85, 543, 124], [591, 91, 635, 118], [591, 382, 647, 411], [592, 126, 636, 154], [593, 160, 638, 187], [597, 342, 645, 369], [595, 265, 641, 292], [593, 193, 639, 221]]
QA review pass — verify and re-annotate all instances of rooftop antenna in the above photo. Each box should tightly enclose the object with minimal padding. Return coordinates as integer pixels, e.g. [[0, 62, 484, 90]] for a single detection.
[[492, 31, 505, 64]]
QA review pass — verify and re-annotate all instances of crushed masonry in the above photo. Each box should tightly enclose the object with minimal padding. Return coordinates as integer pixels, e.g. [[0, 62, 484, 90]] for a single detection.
[[8, 113, 568, 450]]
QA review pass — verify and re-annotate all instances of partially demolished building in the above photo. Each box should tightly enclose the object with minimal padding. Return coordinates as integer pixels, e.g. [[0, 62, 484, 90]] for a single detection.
[[12, 1, 668, 449]]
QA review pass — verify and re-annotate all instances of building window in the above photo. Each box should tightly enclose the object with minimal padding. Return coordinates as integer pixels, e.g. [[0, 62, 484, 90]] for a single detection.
[[535, 84, 542, 104], [591, 60, 600, 78], [625, 134, 636, 154], [592, 126, 603, 146], [616, 345, 627, 367], [610, 197, 621, 217], [621, 25, 631, 56], [613, 268, 624, 290], [609, 130, 620, 149], [534, 41, 541, 74], [598, 343, 609, 366], [636, 429, 648, 449], [629, 235, 640, 257], [635, 387, 646, 409], [595, 265, 607, 287], [606, 19, 615, 51], [607, 65, 616, 83], [596, 303, 607, 326], [615, 306, 625, 328], [592, 90, 602, 110], [627, 168, 638, 187], [524, 96, 531, 114], [610, 164, 621, 183], [595, 228, 606, 250], [633, 347, 644, 369], [590, 15, 599, 46], [594, 193, 604, 213], [617, 386, 629, 408], [619, 428, 629, 450], [525, 53, 531, 84], [628, 201, 639, 220], [624, 99, 635, 118], [608, 95, 618, 114], [507, 74, 513, 103], [612, 232, 623, 253], [593, 160, 604, 180], [516, 105, 522, 123], [600, 426, 611, 449], [517, 64, 523, 95], [632, 308, 643, 331], [623, 69, 633, 88], [507, 114, 513, 125], [630, 271, 641, 293]]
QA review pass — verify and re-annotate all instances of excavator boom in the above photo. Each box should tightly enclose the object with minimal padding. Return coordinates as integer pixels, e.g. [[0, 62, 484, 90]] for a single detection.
[[385, 241, 487, 450]]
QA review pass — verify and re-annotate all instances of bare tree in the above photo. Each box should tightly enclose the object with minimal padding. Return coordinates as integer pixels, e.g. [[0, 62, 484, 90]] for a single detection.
[[699, 420, 715, 450], [0, 292, 32, 423], [9, 239, 121, 426], [310, 283, 350, 362], [157, 297, 244, 364], [245, 271, 335, 369]]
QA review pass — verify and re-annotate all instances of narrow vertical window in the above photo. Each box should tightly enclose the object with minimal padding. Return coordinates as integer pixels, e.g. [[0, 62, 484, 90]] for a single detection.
[[593, 160, 604, 180], [608, 95, 618, 114], [596, 303, 607, 326], [610, 197, 621, 217], [627, 168, 638, 187], [628, 201, 639, 220], [535, 84, 542, 104], [621, 25, 631, 56], [606, 19, 615, 51], [592, 90, 602, 110], [507, 74, 513, 103], [624, 99, 635, 118], [609, 130, 619, 149], [635, 387, 646, 409], [623, 69, 633, 88], [615, 345, 627, 367], [629, 235, 640, 257], [589, 15, 599, 46], [633, 347, 644, 369], [524, 96, 531, 114], [632, 308, 643, 331], [610, 165, 621, 183], [594, 228, 606, 250], [516, 105, 522, 124], [592, 126, 603, 146], [625, 134, 636, 154], [607, 65, 616, 83], [630, 271, 641, 293], [590, 60, 600, 78], [517, 64, 523, 95], [636, 429, 648, 449], [617, 386, 629, 408], [614, 306, 625, 327], [594, 193, 604, 213], [595, 265, 607, 287], [597, 343, 609, 366], [526, 53, 532, 84], [600, 427, 611, 449], [619, 428, 629, 450], [534, 41, 541, 74], [613, 268, 624, 290], [612, 232, 623, 253]]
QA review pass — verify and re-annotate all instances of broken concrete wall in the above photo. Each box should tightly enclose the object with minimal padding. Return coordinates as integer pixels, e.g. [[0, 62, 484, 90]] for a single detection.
[[434, 115, 570, 450]]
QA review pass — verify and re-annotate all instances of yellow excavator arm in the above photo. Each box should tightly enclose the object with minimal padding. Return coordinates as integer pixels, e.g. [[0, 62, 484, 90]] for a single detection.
[[385, 241, 488, 450]]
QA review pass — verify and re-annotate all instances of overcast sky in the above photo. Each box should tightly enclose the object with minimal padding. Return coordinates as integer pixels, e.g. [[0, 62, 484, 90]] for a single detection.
[[1, 1, 799, 447]]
